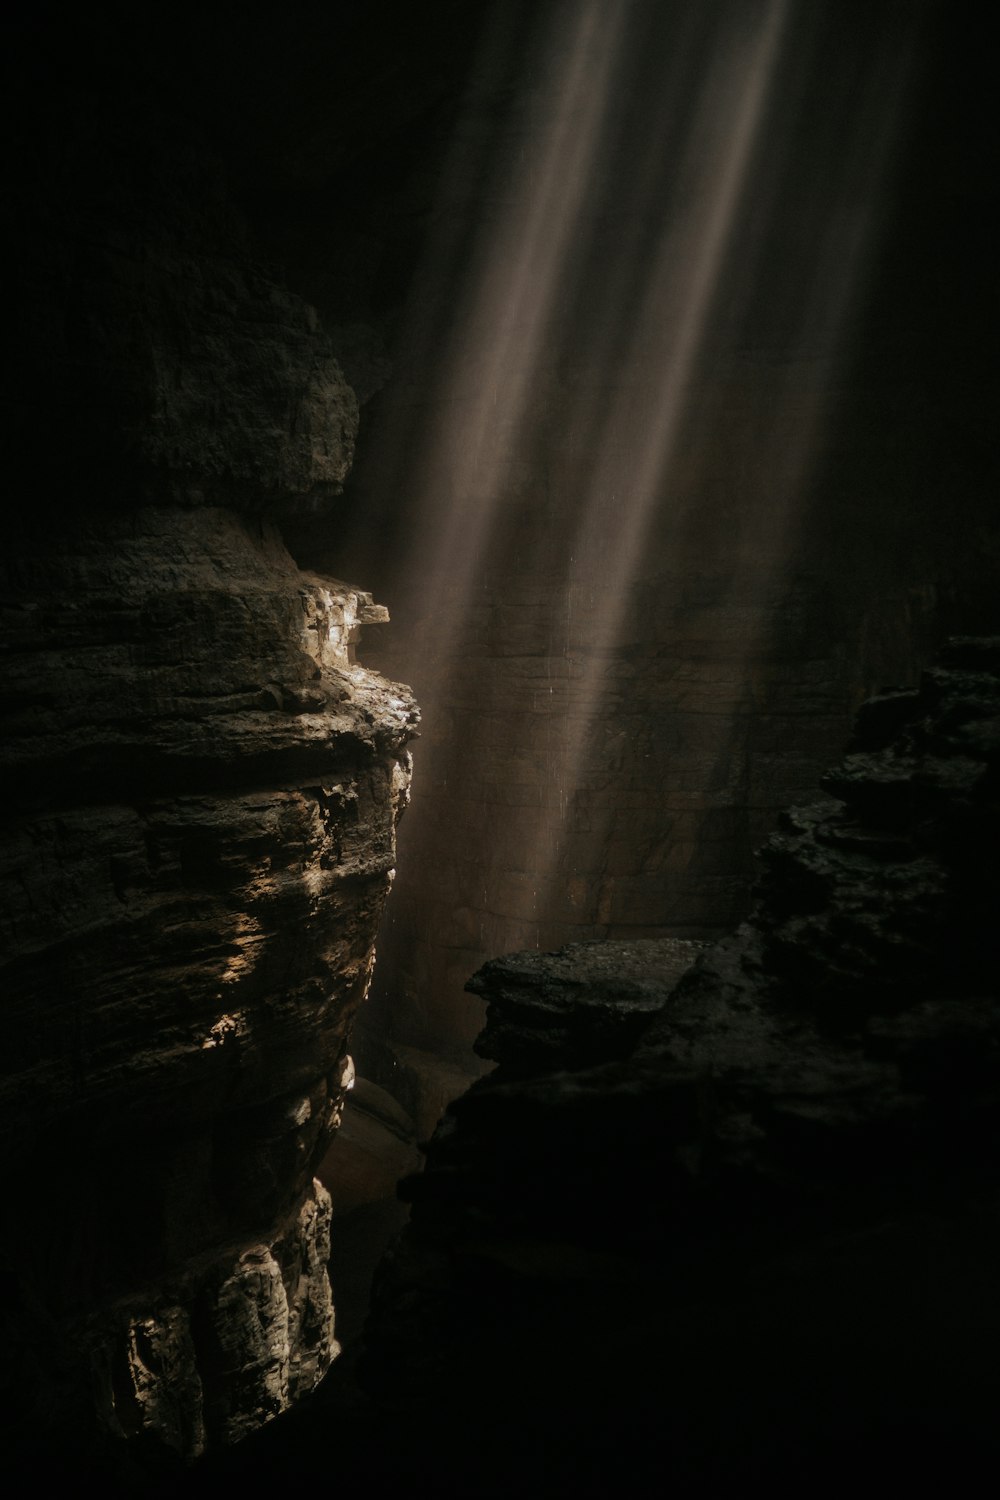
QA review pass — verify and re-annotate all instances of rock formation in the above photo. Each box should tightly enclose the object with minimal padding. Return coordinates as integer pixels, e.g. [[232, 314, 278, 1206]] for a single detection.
[[354, 637, 999, 1491], [0, 23, 418, 1473], [0, 508, 416, 1466], [467, 936, 705, 1078], [1, 3, 996, 1488]]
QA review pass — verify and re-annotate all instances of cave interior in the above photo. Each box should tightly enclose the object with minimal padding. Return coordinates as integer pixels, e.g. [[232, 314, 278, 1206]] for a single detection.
[[1, 0, 998, 1492]]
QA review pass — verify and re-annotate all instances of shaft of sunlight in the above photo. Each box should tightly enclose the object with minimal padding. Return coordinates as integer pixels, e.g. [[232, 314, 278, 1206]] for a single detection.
[[409, 0, 626, 629], [520, 0, 791, 922], [361, 0, 930, 1047]]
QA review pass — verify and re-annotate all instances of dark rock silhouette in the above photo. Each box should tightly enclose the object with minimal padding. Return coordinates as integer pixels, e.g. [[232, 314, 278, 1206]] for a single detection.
[[354, 638, 1000, 1491]]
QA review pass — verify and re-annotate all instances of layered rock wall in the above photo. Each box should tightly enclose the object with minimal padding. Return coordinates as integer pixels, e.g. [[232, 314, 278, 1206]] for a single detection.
[[0, 16, 418, 1468], [0, 506, 416, 1464]]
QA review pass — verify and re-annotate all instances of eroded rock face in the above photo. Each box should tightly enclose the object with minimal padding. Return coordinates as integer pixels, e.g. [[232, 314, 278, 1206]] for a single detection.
[[0, 506, 417, 1465], [97, 1177, 335, 1460], [359, 639, 999, 1489], [0, 8, 427, 1475]]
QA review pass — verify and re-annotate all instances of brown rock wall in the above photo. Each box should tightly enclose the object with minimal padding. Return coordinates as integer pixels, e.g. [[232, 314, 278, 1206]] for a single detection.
[[95, 1177, 337, 1462], [0, 505, 417, 1461]]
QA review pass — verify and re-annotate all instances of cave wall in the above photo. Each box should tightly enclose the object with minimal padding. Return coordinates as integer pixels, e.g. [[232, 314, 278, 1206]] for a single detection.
[[0, 0, 996, 1467], [0, 4, 419, 1466]]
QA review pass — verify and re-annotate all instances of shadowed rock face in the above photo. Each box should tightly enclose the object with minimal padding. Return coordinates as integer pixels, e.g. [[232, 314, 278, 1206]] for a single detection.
[[0, 18, 418, 1467], [356, 639, 1000, 1492], [1, 4, 996, 1488], [1, 508, 417, 1150], [0, 504, 417, 1463], [467, 936, 705, 1078]]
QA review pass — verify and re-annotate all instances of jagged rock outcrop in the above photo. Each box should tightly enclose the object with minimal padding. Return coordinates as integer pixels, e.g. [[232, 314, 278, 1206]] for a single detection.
[[96, 1177, 336, 1460], [357, 639, 1000, 1492], [0, 24, 418, 1471], [0, 504, 417, 1468]]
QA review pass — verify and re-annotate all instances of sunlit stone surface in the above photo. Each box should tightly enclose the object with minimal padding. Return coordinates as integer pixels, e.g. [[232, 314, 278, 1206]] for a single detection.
[[101, 1178, 336, 1457]]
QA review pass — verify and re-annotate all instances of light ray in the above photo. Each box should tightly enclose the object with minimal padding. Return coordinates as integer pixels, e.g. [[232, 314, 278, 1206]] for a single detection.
[[353, 0, 931, 1057], [404, 0, 627, 636], [521, 0, 792, 934]]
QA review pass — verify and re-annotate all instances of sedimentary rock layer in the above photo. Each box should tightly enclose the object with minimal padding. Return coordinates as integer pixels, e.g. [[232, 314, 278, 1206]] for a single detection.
[[1, 16, 424, 1470], [97, 1176, 336, 1459], [0, 505, 417, 1463]]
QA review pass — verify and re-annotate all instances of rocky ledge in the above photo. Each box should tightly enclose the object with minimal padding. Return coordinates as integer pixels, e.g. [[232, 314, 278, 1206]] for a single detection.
[[357, 638, 1000, 1492], [0, 505, 417, 1469], [467, 936, 705, 1077]]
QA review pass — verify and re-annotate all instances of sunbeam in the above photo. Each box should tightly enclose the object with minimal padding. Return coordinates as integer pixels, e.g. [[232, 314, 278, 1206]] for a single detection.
[[399, 0, 627, 634], [521, 0, 792, 922], [351, 0, 934, 1061]]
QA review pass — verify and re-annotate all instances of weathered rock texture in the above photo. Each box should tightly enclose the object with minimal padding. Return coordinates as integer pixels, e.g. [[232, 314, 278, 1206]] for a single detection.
[[96, 1177, 335, 1460], [1, 4, 996, 1484], [0, 15, 418, 1471], [0, 506, 416, 1466], [356, 638, 1000, 1491]]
